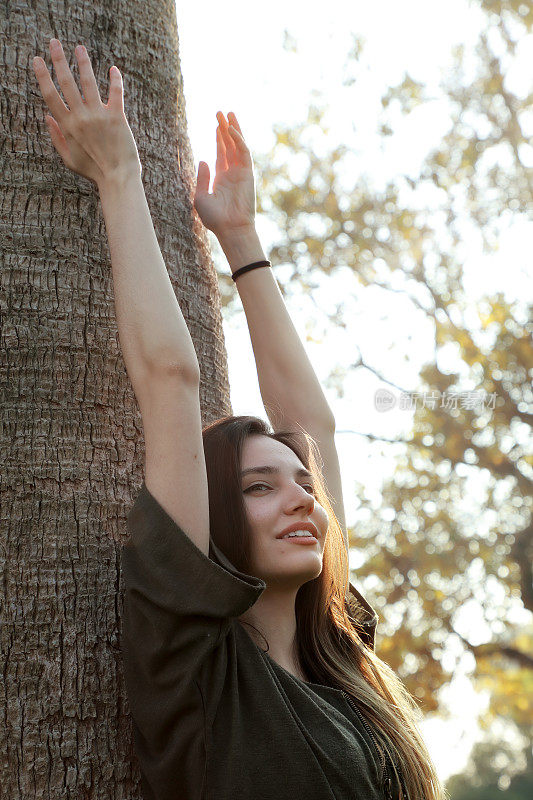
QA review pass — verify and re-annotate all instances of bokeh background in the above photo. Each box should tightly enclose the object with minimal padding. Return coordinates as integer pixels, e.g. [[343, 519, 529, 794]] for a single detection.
[[175, 0, 533, 793]]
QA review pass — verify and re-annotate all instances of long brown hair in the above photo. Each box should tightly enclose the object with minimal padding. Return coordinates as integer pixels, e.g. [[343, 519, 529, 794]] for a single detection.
[[202, 414, 448, 800]]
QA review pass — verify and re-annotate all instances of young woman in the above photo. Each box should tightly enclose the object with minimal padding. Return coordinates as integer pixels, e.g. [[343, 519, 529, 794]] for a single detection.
[[33, 40, 446, 800]]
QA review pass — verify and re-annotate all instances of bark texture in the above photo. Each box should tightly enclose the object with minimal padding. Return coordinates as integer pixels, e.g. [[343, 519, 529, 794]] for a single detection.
[[1, 1, 232, 796]]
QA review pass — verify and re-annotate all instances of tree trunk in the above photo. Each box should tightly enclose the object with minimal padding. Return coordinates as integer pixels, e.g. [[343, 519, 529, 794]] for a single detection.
[[1, 1, 231, 796]]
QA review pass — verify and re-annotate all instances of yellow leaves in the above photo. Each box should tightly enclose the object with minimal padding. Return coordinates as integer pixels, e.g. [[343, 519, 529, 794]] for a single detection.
[[474, 629, 533, 725], [275, 129, 292, 148], [377, 636, 395, 654], [514, 631, 533, 652], [434, 150, 449, 168], [247, 15, 533, 740], [487, 670, 533, 726], [486, 75, 503, 95]]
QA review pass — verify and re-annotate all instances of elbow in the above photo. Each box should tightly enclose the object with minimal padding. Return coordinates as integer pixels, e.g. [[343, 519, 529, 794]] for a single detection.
[[149, 357, 201, 386], [325, 409, 337, 434], [314, 408, 336, 435]]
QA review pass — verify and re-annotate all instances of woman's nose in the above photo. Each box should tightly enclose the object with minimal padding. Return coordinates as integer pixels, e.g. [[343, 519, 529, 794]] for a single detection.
[[286, 484, 314, 510]]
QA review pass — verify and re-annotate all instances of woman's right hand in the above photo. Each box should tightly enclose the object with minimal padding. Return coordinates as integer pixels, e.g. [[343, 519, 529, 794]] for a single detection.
[[194, 111, 257, 238], [32, 38, 141, 188]]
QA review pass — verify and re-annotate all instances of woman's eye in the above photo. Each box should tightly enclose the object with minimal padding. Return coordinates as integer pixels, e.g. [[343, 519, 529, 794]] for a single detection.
[[244, 483, 315, 494]]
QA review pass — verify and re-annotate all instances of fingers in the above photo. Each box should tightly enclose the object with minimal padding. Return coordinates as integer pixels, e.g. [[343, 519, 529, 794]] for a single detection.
[[216, 111, 236, 166], [106, 65, 124, 114], [215, 125, 228, 173], [32, 55, 70, 122], [227, 122, 252, 169], [227, 124, 245, 151], [227, 111, 243, 136], [201, 109, 252, 190], [74, 44, 102, 107], [216, 110, 251, 169], [44, 114, 73, 168], [48, 39, 83, 111], [195, 161, 210, 195]]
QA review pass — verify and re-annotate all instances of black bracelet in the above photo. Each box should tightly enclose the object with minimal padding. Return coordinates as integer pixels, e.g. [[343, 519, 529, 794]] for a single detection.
[[231, 260, 272, 282]]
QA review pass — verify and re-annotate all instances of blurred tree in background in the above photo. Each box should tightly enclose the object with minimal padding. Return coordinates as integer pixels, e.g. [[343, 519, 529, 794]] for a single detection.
[[215, 0, 533, 787], [445, 732, 533, 797]]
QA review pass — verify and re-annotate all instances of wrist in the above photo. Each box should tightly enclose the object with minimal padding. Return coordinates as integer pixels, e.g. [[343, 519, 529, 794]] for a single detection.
[[216, 226, 267, 273], [97, 165, 143, 196]]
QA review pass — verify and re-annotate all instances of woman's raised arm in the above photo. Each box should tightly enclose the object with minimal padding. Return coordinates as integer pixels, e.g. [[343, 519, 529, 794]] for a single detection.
[[32, 39, 200, 391], [194, 112, 335, 435], [194, 114, 347, 547]]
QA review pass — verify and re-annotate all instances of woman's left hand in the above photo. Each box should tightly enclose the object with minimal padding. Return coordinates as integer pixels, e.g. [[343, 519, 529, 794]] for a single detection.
[[194, 111, 257, 238]]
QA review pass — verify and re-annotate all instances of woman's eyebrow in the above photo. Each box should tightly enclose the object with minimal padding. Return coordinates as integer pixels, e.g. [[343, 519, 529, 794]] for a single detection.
[[240, 466, 313, 479]]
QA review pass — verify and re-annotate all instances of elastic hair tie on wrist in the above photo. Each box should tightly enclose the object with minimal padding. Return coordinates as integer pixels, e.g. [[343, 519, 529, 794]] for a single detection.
[[231, 260, 271, 282]]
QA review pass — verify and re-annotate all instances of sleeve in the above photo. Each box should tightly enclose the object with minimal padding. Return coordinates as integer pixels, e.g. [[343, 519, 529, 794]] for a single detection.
[[345, 581, 379, 651], [119, 480, 265, 799]]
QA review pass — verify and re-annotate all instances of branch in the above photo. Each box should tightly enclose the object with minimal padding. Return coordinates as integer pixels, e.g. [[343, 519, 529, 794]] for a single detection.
[[489, 373, 533, 428], [447, 624, 533, 669], [370, 277, 436, 320], [349, 355, 414, 396], [418, 424, 533, 494], [510, 520, 533, 614], [335, 429, 411, 445]]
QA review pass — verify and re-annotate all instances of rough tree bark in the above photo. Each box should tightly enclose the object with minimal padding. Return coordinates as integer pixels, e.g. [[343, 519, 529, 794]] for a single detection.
[[1, 1, 231, 796]]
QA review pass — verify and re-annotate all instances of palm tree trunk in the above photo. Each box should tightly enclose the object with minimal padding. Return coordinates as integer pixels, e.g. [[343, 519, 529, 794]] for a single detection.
[[2, 1, 231, 795]]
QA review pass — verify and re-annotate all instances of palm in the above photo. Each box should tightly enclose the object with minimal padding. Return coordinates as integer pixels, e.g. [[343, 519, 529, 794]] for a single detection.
[[200, 166, 255, 232], [194, 113, 256, 236]]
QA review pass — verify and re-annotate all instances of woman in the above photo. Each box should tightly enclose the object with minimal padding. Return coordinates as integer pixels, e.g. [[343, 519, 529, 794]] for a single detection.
[[32, 40, 446, 800]]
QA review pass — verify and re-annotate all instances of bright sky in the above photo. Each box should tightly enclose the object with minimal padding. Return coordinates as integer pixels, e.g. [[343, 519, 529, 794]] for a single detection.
[[174, 0, 532, 782]]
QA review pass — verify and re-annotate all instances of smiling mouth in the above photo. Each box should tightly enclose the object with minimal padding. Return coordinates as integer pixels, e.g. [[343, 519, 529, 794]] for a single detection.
[[279, 535, 318, 544]]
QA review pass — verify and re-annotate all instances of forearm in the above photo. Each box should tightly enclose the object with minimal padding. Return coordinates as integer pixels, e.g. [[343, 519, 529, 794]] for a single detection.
[[98, 171, 199, 379], [217, 226, 335, 431]]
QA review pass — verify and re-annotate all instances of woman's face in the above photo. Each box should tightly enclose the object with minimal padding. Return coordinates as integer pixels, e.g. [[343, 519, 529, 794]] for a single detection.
[[240, 435, 329, 588]]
